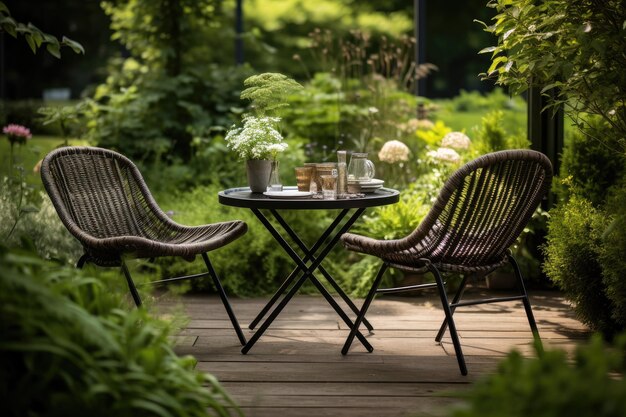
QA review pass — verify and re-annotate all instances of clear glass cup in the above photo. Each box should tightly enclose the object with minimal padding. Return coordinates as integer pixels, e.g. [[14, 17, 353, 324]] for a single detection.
[[267, 160, 283, 192], [320, 175, 337, 200]]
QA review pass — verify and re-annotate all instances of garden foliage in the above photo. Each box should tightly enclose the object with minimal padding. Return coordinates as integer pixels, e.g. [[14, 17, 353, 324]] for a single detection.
[[480, 0, 626, 151], [0, 246, 239, 417], [451, 335, 626, 417]]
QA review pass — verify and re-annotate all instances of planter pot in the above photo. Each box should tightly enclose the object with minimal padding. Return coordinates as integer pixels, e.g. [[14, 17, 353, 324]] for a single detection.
[[246, 159, 272, 193], [485, 271, 518, 290]]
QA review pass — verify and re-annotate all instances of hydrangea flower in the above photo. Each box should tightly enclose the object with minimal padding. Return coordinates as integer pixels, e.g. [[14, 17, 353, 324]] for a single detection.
[[427, 147, 461, 164], [441, 131, 471, 150], [225, 115, 288, 160], [3, 124, 32, 146], [378, 140, 410, 163]]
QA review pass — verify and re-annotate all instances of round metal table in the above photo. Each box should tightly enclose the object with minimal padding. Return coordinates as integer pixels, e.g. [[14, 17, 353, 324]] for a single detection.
[[218, 186, 400, 354]]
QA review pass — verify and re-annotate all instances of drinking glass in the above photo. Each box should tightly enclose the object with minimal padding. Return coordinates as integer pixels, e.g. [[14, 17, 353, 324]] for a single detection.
[[295, 166, 313, 191], [320, 175, 337, 200]]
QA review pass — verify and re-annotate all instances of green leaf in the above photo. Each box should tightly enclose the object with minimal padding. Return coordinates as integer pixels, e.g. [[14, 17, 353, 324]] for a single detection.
[[479, 46, 498, 54], [46, 42, 61, 58], [0, 2, 9, 15], [25, 33, 36, 54], [487, 55, 508, 74], [20, 205, 39, 214], [0, 17, 17, 37], [62, 36, 85, 54]]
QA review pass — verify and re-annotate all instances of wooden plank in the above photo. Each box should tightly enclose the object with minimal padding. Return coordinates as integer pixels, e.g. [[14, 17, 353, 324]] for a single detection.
[[196, 359, 495, 383], [236, 406, 445, 417], [232, 395, 461, 409], [220, 381, 471, 397]]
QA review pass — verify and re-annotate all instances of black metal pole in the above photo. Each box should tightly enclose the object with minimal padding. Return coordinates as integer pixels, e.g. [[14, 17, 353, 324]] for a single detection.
[[235, 0, 244, 65], [527, 86, 563, 208], [0, 32, 5, 101], [414, 0, 426, 100]]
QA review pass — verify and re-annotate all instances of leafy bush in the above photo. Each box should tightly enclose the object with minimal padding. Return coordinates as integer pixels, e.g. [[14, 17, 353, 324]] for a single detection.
[[0, 175, 82, 264], [450, 88, 521, 113], [480, 0, 626, 151], [471, 110, 530, 155], [557, 116, 624, 207], [543, 192, 620, 336], [0, 246, 239, 416], [599, 181, 626, 329], [87, 62, 250, 167], [451, 334, 626, 417]]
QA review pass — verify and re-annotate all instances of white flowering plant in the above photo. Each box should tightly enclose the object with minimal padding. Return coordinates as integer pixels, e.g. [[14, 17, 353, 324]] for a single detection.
[[224, 115, 288, 160]]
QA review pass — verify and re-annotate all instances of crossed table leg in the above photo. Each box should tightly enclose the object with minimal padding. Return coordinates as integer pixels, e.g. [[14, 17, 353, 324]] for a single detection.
[[241, 207, 374, 354]]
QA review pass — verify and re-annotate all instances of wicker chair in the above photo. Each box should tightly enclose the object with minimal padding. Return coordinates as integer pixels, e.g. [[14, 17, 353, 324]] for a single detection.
[[340, 150, 552, 375], [41, 146, 248, 345]]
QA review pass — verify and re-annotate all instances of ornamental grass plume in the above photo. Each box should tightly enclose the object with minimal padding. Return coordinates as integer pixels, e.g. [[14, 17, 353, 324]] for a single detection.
[[378, 140, 410, 163], [441, 131, 471, 150], [3, 124, 32, 146]]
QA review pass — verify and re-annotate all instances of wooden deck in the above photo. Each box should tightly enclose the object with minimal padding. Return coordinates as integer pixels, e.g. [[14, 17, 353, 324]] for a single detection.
[[163, 287, 589, 417]]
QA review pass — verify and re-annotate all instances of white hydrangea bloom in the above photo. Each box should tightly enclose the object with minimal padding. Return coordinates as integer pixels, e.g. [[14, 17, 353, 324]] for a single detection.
[[427, 147, 461, 164], [441, 131, 471, 150], [378, 140, 410, 163], [225, 115, 288, 160]]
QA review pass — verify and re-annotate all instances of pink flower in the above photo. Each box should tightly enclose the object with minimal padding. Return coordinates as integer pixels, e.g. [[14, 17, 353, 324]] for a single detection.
[[3, 124, 32, 146]]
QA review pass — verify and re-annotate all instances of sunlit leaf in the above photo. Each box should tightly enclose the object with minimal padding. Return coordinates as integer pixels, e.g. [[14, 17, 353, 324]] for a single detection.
[[62, 36, 85, 54]]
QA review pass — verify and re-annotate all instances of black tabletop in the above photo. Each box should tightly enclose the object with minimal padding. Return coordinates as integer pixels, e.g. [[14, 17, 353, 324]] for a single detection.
[[218, 186, 400, 210]]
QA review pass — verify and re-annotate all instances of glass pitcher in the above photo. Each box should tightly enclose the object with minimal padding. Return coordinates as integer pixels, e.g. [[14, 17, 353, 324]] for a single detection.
[[347, 152, 375, 182]]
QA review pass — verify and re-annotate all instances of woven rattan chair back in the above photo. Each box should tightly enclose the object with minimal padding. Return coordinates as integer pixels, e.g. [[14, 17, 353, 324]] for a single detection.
[[400, 149, 552, 271], [41, 146, 174, 243]]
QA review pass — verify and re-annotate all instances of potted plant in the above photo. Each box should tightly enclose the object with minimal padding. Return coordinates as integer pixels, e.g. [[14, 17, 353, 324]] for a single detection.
[[225, 73, 302, 192]]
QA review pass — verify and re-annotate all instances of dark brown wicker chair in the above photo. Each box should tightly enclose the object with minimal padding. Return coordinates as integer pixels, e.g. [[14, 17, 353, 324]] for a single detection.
[[340, 149, 552, 375], [41, 146, 248, 345]]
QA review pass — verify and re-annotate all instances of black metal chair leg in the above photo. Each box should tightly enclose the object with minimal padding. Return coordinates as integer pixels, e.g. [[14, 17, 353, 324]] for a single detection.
[[342, 263, 388, 355], [120, 261, 143, 307], [429, 263, 467, 376], [508, 254, 541, 345], [435, 273, 470, 342], [76, 253, 88, 269], [202, 253, 247, 346]]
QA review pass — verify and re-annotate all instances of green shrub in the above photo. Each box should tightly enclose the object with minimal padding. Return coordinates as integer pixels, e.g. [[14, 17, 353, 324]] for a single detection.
[[557, 116, 625, 207], [450, 88, 521, 113], [0, 246, 239, 416], [599, 181, 626, 329], [473, 110, 530, 155], [543, 193, 620, 336], [0, 176, 82, 264], [451, 334, 626, 417]]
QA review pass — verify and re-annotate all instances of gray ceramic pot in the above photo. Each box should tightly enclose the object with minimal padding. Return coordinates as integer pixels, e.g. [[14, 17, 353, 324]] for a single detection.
[[246, 159, 272, 193]]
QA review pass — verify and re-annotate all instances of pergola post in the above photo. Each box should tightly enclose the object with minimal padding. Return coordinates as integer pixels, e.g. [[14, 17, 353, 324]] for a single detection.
[[413, 0, 426, 101], [527, 86, 564, 208], [235, 0, 244, 65]]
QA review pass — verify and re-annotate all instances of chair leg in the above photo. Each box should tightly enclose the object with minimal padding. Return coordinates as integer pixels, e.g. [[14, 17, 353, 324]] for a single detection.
[[435, 273, 470, 342], [429, 264, 467, 376], [120, 260, 143, 307], [76, 254, 89, 269], [202, 253, 247, 346], [341, 263, 388, 355], [508, 254, 542, 348]]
